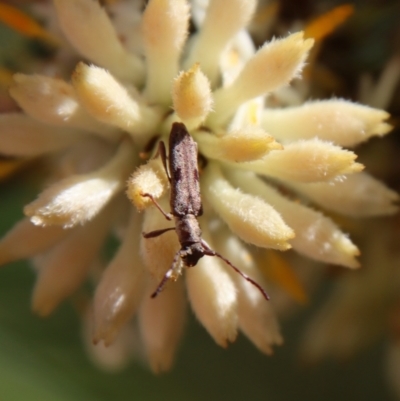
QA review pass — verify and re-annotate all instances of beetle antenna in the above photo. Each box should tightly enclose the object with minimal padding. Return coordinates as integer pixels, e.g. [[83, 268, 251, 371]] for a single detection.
[[201, 240, 269, 301]]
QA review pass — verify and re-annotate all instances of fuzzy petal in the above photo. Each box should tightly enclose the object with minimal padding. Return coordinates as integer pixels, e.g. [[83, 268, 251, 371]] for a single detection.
[[53, 0, 144, 84], [261, 100, 392, 147], [172, 64, 213, 129], [227, 170, 360, 268], [93, 210, 146, 346], [24, 140, 136, 228], [72, 63, 162, 143], [140, 197, 179, 280], [142, 0, 190, 106], [201, 163, 294, 250], [186, 252, 238, 347], [184, 0, 257, 86], [127, 158, 169, 211], [0, 218, 69, 266], [0, 114, 82, 156], [207, 32, 314, 127], [290, 172, 399, 217], [229, 139, 363, 183], [138, 278, 186, 373], [31, 207, 113, 316], [194, 126, 282, 163], [213, 230, 283, 354], [10, 74, 120, 140]]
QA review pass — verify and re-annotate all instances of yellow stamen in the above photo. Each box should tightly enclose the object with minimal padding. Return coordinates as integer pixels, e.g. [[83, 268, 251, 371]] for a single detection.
[[304, 4, 354, 41], [0, 3, 59, 46], [259, 250, 309, 305]]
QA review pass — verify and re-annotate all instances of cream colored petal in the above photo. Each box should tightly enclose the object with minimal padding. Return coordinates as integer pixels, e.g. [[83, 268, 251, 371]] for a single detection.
[[140, 197, 179, 280], [93, 210, 146, 346], [290, 172, 399, 217], [31, 207, 113, 316], [10, 74, 120, 140], [228, 97, 264, 130], [201, 163, 294, 250], [359, 55, 400, 109], [227, 170, 360, 268], [300, 227, 393, 362], [184, 0, 257, 86], [194, 126, 282, 163], [186, 251, 238, 347], [0, 218, 69, 267], [261, 100, 392, 147], [24, 140, 137, 228], [0, 114, 82, 156], [229, 139, 363, 183], [72, 63, 162, 144], [127, 158, 169, 211], [172, 64, 213, 130], [83, 307, 135, 372], [207, 32, 314, 127], [53, 0, 144, 84], [212, 230, 283, 354], [142, 0, 190, 106], [138, 277, 186, 373]]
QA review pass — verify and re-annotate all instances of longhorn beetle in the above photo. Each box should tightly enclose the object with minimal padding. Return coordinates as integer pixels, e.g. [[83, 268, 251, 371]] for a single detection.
[[142, 122, 269, 300]]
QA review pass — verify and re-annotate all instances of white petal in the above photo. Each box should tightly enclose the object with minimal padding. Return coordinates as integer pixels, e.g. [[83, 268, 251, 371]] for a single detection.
[[127, 158, 169, 211], [24, 140, 136, 228], [290, 172, 399, 217], [0, 218, 69, 267], [140, 197, 180, 280], [261, 100, 391, 147], [201, 163, 294, 250], [72, 63, 161, 144], [138, 278, 186, 373], [32, 207, 113, 316], [186, 252, 238, 347], [142, 0, 190, 105], [53, 0, 144, 84], [184, 0, 257, 86], [82, 308, 135, 372], [0, 114, 82, 156], [10, 74, 120, 140], [228, 139, 363, 183], [93, 210, 146, 346], [207, 32, 314, 127], [172, 64, 213, 129], [212, 230, 283, 354], [227, 170, 360, 268], [194, 126, 282, 163]]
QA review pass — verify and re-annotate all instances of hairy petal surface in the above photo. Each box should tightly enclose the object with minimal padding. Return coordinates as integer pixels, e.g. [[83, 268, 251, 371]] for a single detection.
[[202, 163, 294, 250], [54, 0, 144, 84], [261, 100, 392, 147]]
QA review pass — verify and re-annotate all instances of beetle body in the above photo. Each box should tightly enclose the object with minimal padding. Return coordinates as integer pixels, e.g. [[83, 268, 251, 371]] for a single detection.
[[142, 122, 269, 300]]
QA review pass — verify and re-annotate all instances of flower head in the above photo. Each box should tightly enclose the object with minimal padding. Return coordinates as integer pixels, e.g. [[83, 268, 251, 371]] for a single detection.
[[0, 0, 396, 372]]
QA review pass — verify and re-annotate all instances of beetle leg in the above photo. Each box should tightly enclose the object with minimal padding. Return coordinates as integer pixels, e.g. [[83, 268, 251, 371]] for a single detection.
[[151, 250, 181, 298], [141, 193, 173, 220], [142, 227, 175, 238]]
